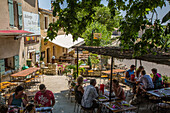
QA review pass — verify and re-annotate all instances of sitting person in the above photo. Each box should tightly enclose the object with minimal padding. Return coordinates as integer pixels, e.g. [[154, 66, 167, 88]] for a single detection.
[[0, 104, 8, 113], [125, 65, 136, 93], [136, 66, 144, 78], [8, 86, 28, 107], [25, 104, 35, 113], [125, 65, 136, 80], [34, 84, 55, 107], [137, 70, 154, 93], [151, 68, 163, 89], [81, 79, 100, 113], [112, 79, 125, 100], [74, 76, 84, 104]]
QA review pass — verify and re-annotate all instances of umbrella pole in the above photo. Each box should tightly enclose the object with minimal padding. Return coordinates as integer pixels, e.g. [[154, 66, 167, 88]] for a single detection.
[[109, 56, 114, 101]]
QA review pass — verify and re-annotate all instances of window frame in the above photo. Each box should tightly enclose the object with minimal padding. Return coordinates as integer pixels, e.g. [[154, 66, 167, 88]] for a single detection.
[[44, 15, 49, 31]]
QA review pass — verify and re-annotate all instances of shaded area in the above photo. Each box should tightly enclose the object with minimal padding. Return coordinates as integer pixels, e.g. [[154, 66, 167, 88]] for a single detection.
[[24, 0, 36, 7], [74, 46, 170, 66]]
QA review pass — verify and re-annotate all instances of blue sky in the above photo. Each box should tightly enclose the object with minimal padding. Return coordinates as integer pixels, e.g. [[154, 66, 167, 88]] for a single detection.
[[39, 0, 170, 22]]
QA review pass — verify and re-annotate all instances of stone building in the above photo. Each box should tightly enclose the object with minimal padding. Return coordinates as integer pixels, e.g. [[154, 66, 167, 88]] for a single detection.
[[0, 0, 40, 77]]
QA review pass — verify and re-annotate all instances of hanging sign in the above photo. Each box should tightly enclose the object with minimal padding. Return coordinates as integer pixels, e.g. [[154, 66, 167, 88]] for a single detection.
[[93, 33, 102, 39]]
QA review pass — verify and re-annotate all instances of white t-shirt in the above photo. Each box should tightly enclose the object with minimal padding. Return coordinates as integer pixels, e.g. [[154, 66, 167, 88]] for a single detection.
[[81, 85, 98, 108]]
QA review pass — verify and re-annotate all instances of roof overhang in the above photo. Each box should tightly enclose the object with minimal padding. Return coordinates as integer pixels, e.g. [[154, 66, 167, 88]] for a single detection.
[[0, 30, 33, 36], [43, 34, 85, 49]]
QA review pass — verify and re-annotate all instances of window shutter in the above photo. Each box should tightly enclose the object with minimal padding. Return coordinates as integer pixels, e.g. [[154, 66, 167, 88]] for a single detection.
[[0, 59, 5, 75], [8, 0, 14, 27], [14, 55, 19, 70], [18, 3, 22, 29]]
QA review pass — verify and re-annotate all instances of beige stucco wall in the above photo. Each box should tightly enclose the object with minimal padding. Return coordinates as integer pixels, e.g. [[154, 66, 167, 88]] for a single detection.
[[39, 9, 66, 64], [41, 39, 67, 64], [0, 0, 10, 30], [22, 0, 40, 66], [0, 36, 25, 68], [0, 37, 20, 59], [24, 40, 41, 64]]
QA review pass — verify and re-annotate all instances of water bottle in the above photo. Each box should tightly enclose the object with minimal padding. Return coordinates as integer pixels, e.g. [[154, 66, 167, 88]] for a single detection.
[[20, 102, 24, 113]]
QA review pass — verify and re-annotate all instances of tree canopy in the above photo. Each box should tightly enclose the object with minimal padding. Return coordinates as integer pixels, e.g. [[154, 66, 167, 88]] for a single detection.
[[48, 0, 170, 57], [82, 6, 122, 46]]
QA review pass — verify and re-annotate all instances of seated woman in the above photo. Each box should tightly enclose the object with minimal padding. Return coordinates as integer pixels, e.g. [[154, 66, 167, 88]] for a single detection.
[[74, 76, 84, 104], [151, 68, 163, 89], [136, 66, 144, 78], [8, 86, 28, 107], [112, 79, 125, 100]]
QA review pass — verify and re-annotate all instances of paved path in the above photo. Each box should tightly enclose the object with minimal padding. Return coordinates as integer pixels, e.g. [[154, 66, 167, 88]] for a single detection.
[[41, 75, 75, 113]]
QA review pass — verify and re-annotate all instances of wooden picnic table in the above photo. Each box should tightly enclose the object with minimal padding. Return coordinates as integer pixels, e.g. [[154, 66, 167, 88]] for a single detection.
[[102, 69, 126, 75], [10, 67, 40, 77], [0, 82, 17, 91], [102, 100, 137, 113]]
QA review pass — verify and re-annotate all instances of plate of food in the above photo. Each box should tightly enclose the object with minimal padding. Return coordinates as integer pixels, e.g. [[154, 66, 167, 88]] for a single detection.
[[99, 96, 108, 101], [119, 101, 131, 108]]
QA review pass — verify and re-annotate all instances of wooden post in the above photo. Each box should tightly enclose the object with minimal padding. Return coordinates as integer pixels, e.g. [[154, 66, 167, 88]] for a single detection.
[[140, 60, 142, 66], [109, 56, 114, 101], [77, 47, 79, 78], [135, 59, 137, 68]]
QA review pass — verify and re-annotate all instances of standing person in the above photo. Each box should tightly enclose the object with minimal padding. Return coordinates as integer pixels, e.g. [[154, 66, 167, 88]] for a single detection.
[[81, 79, 100, 113], [34, 84, 55, 107], [74, 76, 84, 104], [112, 79, 125, 100], [151, 68, 163, 89], [136, 66, 144, 78], [8, 86, 28, 107]]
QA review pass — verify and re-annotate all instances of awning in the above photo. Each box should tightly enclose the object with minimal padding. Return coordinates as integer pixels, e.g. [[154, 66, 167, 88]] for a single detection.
[[44, 34, 84, 49], [0, 30, 33, 36]]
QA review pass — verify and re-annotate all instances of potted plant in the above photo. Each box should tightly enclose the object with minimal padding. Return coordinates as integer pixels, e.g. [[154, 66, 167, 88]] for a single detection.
[[67, 60, 85, 80], [90, 53, 100, 70], [162, 75, 170, 87]]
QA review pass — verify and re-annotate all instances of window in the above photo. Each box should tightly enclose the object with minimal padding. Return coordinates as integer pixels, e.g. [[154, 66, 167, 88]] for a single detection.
[[8, 0, 22, 29], [53, 46, 55, 56], [44, 16, 48, 29], [63, 48, 65, 52], [53, 18, 56, 23]]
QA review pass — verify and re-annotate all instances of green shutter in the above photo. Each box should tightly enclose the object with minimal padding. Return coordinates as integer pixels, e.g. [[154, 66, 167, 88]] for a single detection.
[[18, 3, 22, 29], [8, 0, 14, 27], [14, 55, 19, 70], [0, 59, 5, 75]]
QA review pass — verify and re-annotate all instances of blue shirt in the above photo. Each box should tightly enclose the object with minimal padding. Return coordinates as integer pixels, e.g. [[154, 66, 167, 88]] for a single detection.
[[11, 94, 23, 107], [126, 69, 134, 78]]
